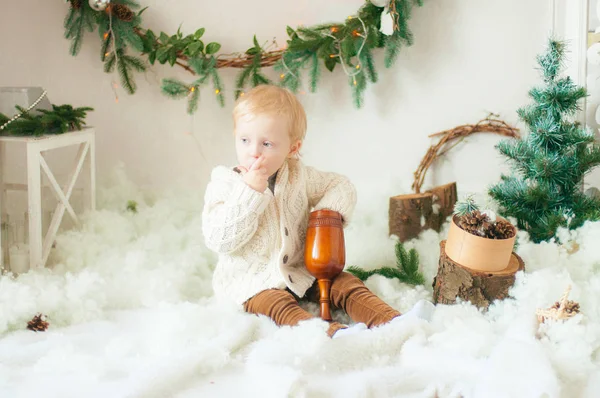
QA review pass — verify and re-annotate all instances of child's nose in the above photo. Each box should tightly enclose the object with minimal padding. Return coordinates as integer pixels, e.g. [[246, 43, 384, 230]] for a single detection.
[[250, 144, 262, 156]]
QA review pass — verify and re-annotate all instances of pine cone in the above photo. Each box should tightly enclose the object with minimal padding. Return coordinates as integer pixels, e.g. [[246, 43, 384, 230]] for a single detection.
[[552, 300, 580, 314], [70, 0, 82, 9], [27, 313, 49, 332], [113, 4, 134, 22], [486, 219, 515, 239], [457, 210, 489, 237]]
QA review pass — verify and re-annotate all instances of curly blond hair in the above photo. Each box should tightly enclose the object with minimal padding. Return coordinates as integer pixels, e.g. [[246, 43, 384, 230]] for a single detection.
[[233, 85, 307, 143]]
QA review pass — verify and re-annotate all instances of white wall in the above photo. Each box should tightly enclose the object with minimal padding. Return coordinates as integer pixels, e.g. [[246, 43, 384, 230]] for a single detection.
[[0, 0, 554, 215]]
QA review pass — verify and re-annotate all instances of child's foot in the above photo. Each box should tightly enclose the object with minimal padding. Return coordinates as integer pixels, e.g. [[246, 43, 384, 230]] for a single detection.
[[332, 322, 368, 339], [391, 299, 435, 324]]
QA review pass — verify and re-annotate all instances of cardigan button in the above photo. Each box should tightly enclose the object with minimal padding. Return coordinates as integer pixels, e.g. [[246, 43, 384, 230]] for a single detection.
[[283, 254, 289, 264], [288, 275, 294, 283], [284, 227, 289, 236]]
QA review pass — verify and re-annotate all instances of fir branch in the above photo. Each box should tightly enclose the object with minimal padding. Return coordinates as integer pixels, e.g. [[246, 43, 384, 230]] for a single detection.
[[123, 54, 146, 72], [384, 33, 403, 68], [234, 66, 253, 99], [359, 47, 378, 83], [187, 86, 200, 114], [100, 31, 112, 61], [64, 5, 94, 56], [453, 195, 479, 217], [347, 242, 425, 286], [351, 72, 367, 108], [211, 68, 225, 107], [116, 51, 137, 94], [104, 52, 117, 72], [161, 78, 191, 98], [0, 104, 93, 137], [309, 52, 320, 92]]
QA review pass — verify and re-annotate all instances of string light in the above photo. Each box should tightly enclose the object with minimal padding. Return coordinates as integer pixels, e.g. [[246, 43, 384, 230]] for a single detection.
[[103, 32, 109, 40], [280, 73, 285, 79], [190, 86, 196, 92], [330, 26, 339, 33], [353, 78, 357, 86], [107, 11, 120, 104], [352, 30, 362, 37], [104, 52, 110, 57], [0, 90, 47, 131], [324, 16, 368, 79], [215, 89, 220, 94]]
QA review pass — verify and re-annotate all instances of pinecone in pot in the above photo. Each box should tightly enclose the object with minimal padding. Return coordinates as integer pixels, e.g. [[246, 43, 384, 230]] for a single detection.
[[457, 210, 490, 237], [486, 219, 516, 239]]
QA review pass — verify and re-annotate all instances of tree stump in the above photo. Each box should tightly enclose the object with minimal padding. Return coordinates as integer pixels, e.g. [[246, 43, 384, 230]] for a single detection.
[[428, 182, 457, 228], [388, 182, 457, 242], [432, 240, 525, 309], [389, 193, 435, 241]]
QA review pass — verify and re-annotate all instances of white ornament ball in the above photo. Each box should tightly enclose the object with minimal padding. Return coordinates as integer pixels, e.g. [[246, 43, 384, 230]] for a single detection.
[[370, 0, 389, 7], [585, 187, 600, 200], [587, 42, 600, 66], [481, 209, 498, 222], [380, 11, 395, 36], [89, 0, 110, 11]]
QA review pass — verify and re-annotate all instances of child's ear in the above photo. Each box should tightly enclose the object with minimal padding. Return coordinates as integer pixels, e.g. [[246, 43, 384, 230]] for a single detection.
[[288, 140, 302, 158]]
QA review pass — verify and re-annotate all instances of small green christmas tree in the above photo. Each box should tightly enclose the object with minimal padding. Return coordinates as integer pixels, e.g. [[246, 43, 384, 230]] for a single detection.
[[489, 39, 600, 243]]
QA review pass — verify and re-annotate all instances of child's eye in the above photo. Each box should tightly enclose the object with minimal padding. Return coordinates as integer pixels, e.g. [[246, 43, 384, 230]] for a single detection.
[[240, 138, 248, 144], [263, 141, 273, 148]]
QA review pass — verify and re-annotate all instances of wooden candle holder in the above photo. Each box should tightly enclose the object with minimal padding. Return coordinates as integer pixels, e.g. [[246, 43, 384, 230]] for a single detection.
[[304, 209, 345, 321]]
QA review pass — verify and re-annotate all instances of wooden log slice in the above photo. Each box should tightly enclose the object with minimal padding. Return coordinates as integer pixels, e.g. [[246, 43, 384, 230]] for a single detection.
[[426, 182, 457, 229], [389, 193, 435, 242], [432, 240, 525, 309]]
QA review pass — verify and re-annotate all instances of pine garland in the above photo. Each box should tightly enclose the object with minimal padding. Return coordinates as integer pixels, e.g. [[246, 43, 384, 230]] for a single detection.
[[0, 104, 93, 137], [63, 1, 424, 113], [347, 242, 425, 286], [489, 39, 600, 242]]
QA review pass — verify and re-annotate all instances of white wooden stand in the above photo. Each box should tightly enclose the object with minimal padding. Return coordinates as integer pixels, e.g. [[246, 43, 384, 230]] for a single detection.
[[0, 128, 96, 271]]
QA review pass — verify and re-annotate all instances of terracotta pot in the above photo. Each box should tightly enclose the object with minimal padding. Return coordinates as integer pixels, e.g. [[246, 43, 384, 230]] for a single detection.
[[445, 215, 516, 272]]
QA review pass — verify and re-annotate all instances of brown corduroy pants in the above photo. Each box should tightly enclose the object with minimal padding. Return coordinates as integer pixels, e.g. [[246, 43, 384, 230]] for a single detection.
[[243, 272, 401, 337]]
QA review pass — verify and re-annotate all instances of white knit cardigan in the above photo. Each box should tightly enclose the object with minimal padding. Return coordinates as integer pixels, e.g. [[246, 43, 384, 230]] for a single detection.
[[202, 158, 357, 305]]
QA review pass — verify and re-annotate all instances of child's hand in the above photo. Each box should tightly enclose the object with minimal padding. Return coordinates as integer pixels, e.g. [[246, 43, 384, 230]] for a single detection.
[[238, 156, 268, 192]]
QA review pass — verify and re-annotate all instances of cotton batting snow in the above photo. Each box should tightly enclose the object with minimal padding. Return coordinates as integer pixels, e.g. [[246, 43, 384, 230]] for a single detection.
[[1, 168, 599, 398]]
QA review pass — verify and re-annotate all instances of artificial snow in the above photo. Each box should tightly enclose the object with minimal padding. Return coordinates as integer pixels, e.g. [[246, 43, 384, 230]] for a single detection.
[[1, 168, 599, 398]]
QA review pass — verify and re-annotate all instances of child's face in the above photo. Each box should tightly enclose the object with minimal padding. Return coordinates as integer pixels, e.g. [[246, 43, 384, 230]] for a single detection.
[[234, 113, 301, 177]]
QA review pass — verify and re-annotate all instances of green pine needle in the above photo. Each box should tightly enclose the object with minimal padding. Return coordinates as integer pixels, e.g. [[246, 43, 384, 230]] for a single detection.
[[347, 242, 425, 286], [0, 104, 93, 137], [453, 195, 479, 217]]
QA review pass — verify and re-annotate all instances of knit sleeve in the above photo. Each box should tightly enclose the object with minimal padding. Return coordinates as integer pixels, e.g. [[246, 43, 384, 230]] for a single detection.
[[202, 168, 273, 254], [305, 165, 357, 226]]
